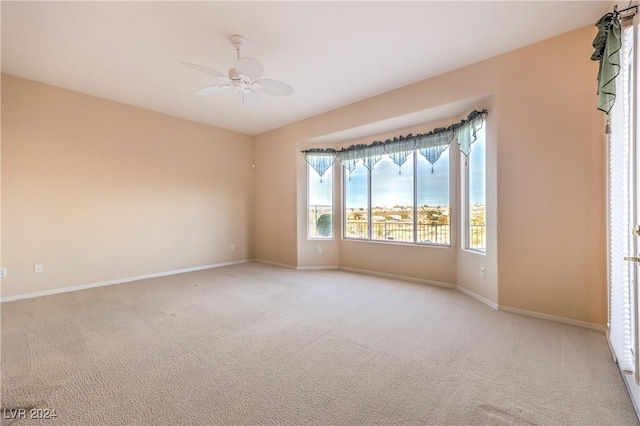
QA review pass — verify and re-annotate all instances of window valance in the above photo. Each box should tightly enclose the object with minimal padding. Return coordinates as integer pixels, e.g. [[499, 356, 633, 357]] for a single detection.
[[303, 109, 487, 177]]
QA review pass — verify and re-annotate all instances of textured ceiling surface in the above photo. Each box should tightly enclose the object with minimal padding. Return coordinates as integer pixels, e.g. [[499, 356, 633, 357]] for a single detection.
[[2, 1, 609, 135]]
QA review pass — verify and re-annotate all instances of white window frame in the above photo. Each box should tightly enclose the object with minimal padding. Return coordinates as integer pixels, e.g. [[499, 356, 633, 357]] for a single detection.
[[462, 126, 486, 253], [342, 149, 452, 247], [307, 163, 334, 240]]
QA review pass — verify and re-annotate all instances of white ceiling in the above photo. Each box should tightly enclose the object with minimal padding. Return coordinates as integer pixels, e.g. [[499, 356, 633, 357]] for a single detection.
[[2, 1, 610, 136]]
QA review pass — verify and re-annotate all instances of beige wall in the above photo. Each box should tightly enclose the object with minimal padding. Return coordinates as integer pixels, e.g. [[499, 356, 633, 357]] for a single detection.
[[255, 59, 499, 302], [3, 25, 607, 326], [253, 127, 299, 267], [1, 74, 254, 298], [494, 27, 605, 323], [254, 25, 606, 325]]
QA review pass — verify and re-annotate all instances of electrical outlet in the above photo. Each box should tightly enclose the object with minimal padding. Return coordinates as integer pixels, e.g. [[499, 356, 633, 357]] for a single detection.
[[0, 267, 7, 277], [480, 267, 485, 278], [316, 247, 322, 254], [230, 243, 235, 251], [34, 264, 43, 274]]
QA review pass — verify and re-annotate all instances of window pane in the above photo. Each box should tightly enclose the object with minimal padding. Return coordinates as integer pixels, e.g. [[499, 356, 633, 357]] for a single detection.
[[467, 127, 486, 250], [417, 148, 450, 245], [308, 164, 332, 239], [344, 164, 369, 239], [371, 153, 414, 242]]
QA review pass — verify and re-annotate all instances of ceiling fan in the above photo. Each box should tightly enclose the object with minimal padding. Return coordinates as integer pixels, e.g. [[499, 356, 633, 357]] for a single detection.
[[182, 34, 294, 105]]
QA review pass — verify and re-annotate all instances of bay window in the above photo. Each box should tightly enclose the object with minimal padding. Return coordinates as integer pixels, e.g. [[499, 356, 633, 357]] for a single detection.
[[304, 110, 487, 248]]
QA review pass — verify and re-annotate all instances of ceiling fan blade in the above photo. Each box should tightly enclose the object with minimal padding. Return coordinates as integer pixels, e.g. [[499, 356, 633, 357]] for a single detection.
[[182, 62, 226, 79], [242, 88, 260, 107], [236, 57, 264, 80], [254, 79, 294, 96], [196, 84, 231, 96]]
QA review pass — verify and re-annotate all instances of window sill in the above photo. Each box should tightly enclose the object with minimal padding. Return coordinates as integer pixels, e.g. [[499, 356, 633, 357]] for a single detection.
[[462, 248, 486, 256]]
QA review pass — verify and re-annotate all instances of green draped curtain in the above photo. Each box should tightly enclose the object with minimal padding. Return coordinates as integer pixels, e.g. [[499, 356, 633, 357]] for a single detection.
[[591, 10, 622, 123]]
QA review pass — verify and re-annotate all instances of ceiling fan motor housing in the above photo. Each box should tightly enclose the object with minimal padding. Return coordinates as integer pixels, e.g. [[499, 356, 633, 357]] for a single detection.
[[228, 68, 252, 91]]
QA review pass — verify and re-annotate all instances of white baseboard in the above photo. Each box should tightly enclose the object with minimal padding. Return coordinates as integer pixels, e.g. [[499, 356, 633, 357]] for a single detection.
[[251, 258, 297, 270], [457, 286, 498, 310], [337, 266, 605, 332], [498, 305, 607, 332], [339, 266, 457, 289], [297, 265, 340, 271], [6, 259, 608, 334], [1, 260, 249, 303]]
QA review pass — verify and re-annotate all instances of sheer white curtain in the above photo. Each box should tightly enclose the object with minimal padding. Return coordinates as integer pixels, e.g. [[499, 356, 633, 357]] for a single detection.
[[609, 19, 636, 376]]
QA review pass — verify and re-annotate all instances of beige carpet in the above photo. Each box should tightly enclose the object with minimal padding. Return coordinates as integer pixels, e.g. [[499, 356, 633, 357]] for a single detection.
[[1, 262, 638, 425]]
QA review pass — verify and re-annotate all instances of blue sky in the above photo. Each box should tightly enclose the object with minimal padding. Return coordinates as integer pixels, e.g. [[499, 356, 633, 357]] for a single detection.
[[345, 150, 451, 208], [467, 132, 486, 205]]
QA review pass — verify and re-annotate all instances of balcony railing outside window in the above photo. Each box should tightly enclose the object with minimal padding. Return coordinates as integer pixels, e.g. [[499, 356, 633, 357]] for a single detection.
[[345, 220, 474, 246], [469, 224, 486, 250], [344, 220, 485, 248]]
